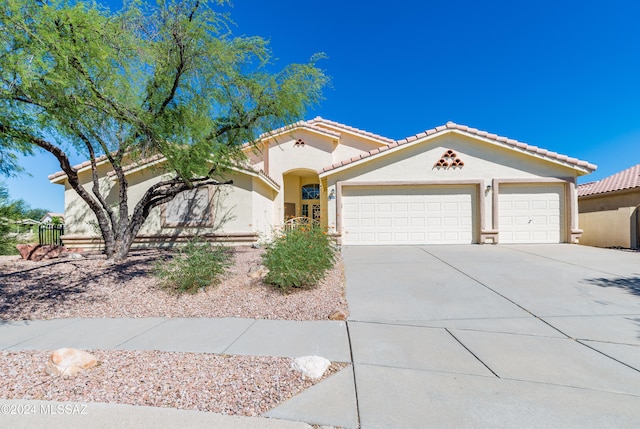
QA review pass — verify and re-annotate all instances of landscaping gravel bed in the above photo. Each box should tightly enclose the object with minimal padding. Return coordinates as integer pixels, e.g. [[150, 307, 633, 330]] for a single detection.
[[0, 247, 348, 417], [0, 349, 346, 416], [0, 247, 347, 321]]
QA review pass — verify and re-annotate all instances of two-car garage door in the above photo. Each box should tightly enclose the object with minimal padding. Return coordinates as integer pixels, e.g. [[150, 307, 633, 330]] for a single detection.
[[341, 183, 565, 245], [342, 185, 477, 245]]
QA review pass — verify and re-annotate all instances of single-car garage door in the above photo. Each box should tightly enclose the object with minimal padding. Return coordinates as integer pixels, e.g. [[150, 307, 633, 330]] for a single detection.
[[342, 185, 477, 245], [498, 184, 565, 243]]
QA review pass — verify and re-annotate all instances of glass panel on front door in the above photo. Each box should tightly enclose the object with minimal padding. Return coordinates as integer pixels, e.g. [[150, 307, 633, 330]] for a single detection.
[[302, 203, 321, 221]]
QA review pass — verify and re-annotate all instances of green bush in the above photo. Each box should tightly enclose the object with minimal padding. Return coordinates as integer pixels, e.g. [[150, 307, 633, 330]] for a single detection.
[[154, 237, 232, 294], [262, 226, 336, 291]]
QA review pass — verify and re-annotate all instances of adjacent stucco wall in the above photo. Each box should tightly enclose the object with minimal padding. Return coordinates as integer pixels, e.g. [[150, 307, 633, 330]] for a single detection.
[[579, 190, 640, 213], [579, 207, 637, 248], [323, 133, 580, 234], [578, 189, 640, 249]]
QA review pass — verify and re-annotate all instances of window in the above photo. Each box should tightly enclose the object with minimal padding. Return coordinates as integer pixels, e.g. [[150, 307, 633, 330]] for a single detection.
[[301, 184, 320, 200], [163, 187, 213, 227]]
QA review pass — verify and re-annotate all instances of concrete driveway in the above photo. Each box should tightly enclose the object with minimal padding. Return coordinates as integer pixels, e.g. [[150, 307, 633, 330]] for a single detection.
[[342, 244, 640, 428]]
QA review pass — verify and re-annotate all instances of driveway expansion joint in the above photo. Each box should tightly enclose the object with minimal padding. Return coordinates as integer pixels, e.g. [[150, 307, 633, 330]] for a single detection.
[[576, 339, 640, 373], [445, 328, 500, 378], [420, 247, 576, 340], [344, 321, 361, 428]]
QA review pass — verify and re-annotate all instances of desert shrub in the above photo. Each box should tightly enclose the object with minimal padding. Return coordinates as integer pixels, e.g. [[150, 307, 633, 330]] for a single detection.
[[154, 237, 232, 294], [262, 226, 336, 291]]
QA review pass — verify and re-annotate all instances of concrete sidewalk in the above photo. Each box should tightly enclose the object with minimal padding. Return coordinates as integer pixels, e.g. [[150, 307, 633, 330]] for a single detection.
[[1, 317, 356, 429], [1, 317, 351, 362]]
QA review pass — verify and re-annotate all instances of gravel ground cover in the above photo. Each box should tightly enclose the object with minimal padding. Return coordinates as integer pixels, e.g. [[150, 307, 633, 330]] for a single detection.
[[0, 247, 347, 321], [0, 247, 348, 416], [0, 349, 346, 416]]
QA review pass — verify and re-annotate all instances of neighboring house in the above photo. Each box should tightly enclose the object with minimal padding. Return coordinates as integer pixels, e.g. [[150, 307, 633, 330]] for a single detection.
[[578, 164, 640, 249], [49, 118, 596, 249], [40, 213, 65, 224]]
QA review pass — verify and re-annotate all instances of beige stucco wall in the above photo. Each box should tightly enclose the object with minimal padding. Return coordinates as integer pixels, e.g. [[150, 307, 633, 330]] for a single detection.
[[61, 163, 262, 242], [579, 207, 637, 248], [251, 177, 277, 238], [331, 133, 385, 163], [579, 190, 640, 213], [323, 133, 581, 234], [578, 189, 640, 249]]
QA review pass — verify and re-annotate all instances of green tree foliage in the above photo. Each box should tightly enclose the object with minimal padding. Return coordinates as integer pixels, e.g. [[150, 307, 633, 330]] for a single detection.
[[0, 0, 328, 260], [0, 183, 24, 253], [0, 183, 50, 253]]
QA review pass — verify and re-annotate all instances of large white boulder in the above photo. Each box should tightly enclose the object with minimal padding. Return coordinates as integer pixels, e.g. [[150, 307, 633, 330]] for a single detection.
[[292, 355, 331, 380], [45, 348, 98, 377]]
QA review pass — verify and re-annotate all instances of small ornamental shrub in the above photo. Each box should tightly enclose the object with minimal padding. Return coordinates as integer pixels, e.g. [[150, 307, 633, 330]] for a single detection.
[[155, 237, 232, 294], [262, 226, 336, 291]]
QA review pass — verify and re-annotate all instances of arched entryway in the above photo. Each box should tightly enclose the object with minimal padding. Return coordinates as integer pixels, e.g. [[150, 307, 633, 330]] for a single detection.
[[282, 169, 326, 227]]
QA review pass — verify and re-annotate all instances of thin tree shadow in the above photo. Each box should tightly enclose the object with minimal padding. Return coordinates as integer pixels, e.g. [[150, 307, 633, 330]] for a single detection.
[[584, 276, 640, 297], [0, 249, 172, 321]]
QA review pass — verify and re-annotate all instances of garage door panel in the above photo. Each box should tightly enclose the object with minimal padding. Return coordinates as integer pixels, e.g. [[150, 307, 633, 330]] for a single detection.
[[410, 217, 425, 226], [342, 186, 477, 245], [360, 218, 375, 227], [499, 184, 564, 244], [378, 217, 392, 227], [394, 218, 408, 227]]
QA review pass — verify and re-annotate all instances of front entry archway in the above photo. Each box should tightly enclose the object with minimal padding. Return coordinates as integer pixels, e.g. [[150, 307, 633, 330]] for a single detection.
[[283, 169, 325, 227]]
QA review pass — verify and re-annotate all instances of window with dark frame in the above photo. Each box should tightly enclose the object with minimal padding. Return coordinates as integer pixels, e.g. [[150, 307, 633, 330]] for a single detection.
[[301, 184, 320, 200]]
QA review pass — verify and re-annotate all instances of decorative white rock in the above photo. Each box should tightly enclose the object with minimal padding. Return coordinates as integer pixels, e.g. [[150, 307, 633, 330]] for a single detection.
[[292, 355, 331, 380], [45, 348, 98, 377]]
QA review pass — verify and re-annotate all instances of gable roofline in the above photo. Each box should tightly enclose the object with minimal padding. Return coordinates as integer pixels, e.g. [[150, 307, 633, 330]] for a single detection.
[[307, 116, 395, 146], [49, 153, 280, 191], [577, 163, 640, 197], [319, 121, 597, 176], [239, 121, 342, 156], [258, 121, 342, 143]]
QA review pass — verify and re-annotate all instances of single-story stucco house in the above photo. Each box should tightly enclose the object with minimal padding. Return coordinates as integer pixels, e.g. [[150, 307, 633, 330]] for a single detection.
[[49, 118, 596, 249], [578, 164, 640, 249]]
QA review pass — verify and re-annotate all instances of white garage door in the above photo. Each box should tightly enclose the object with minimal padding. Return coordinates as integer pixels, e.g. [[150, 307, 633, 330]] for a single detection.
[[342, 185, 476, 245], [498, 184, 565, 244]]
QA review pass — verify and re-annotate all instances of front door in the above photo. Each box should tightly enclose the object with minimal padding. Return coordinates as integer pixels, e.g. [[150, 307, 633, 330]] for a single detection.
[[302, 202, 321, 221], [284, 203, 296, 220], [301, 183, 321, 222]]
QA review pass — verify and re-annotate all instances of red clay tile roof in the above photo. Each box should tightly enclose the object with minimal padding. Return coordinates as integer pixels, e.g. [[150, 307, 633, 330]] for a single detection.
[[240, 120, 342, 150], [578, 164, 640, 197], [319, 121, 597, 174], [49, 153, 280, 190], [308, 117, 395, 144]]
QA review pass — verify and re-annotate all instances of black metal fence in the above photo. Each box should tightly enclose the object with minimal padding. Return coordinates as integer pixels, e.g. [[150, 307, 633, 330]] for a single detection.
[[39, 224, 64, 246]]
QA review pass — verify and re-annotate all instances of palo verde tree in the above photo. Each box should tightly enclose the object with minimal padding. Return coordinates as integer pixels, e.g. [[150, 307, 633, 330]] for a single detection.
[[0, 0, 327, 260]]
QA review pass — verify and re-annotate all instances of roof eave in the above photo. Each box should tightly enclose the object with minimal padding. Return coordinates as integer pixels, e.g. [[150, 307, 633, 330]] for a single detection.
[[320, 127, 597, 177]]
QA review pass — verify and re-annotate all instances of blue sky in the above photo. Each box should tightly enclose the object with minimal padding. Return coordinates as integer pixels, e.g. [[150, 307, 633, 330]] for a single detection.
[[5, 0, 640, 214]]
